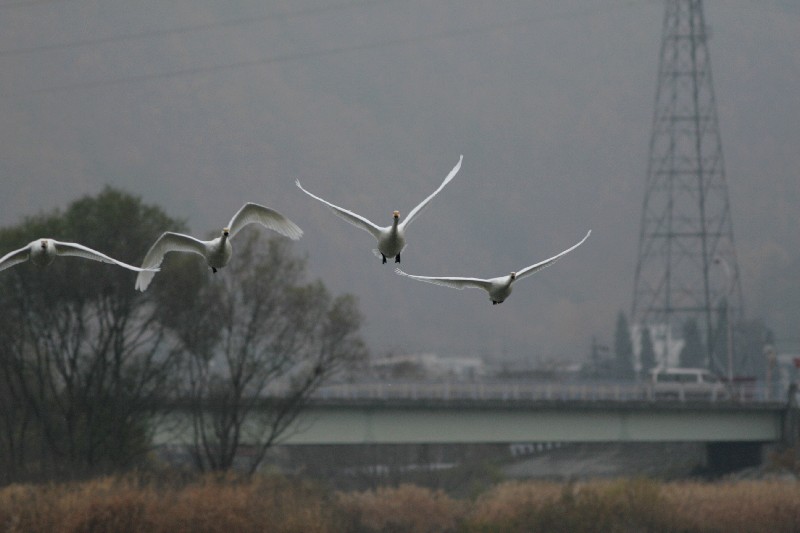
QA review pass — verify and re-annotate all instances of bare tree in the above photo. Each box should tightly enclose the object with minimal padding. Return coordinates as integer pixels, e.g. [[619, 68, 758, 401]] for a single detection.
[[614, 311, 635, 380], [163, 230, 367, 474], [0, 188, 184, 480], [0, 323, 34, 484]]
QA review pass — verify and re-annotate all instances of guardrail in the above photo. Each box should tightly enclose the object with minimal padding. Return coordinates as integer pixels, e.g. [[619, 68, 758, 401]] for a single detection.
[[310, 381, 783, 404]]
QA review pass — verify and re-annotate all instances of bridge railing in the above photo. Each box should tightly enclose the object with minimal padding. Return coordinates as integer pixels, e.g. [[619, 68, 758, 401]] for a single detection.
[[310, 381, 779, 404]]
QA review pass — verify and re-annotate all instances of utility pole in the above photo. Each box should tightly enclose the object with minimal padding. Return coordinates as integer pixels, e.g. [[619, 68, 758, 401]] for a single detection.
[[631, 0, 744, 376]]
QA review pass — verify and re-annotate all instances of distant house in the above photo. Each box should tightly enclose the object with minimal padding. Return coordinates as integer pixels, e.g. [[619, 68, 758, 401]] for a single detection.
[[369, 352, 486, 381], [774, 351, 800, 397]]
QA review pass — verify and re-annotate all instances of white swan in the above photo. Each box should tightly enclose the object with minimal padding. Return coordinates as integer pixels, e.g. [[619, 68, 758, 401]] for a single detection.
[[0, 238, 158, 273], [135, 202, 303, 291], [296, 155, 463, 264], [395, 230, 591, 305]]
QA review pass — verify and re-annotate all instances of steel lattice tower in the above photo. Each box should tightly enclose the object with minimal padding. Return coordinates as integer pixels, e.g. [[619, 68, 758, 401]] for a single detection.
[[631, 0, 744, 377]]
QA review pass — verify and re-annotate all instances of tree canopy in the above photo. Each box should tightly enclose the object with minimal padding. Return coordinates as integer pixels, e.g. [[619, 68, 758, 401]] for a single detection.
[[0, 188, 185, 481], [0, 188, 366, 482], [679, 319, 706, 369], [639, 325, 657, 378]]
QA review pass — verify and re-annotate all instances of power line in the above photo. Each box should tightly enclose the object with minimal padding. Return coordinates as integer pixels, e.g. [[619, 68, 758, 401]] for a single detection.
[[5, 0, 647, 98], [0, 0, 389, 57], [15, 19, 534, 96], [0, 0, 656, 58], [0, 0, 72, 9]]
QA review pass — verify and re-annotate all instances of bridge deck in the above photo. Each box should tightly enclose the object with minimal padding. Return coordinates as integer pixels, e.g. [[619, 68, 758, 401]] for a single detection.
[[155, 382, 790, 447], [284, 398, 786, 445]]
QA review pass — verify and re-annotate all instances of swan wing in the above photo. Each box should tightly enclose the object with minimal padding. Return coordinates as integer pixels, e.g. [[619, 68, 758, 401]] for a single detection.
[[516, 230, 591, 281], [135, 232, 207, 291], [227, 202, 303, 240], [0, 245, 31, 272], [400, 154, 462, 229], [52, 240, 157, 272], [395, 267, 492, 292], [296, 180, 382, 239]]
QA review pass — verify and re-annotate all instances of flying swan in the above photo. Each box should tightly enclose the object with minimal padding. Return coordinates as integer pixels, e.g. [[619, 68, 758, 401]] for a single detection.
[[296, 155, 463, 264], [395, 230, 591, 305], [0, 239, 158, 273], [135, 202, 303, 291]]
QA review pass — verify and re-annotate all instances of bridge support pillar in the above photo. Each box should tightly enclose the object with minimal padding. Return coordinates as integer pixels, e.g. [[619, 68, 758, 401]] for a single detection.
[[706, 441, 763, 474]]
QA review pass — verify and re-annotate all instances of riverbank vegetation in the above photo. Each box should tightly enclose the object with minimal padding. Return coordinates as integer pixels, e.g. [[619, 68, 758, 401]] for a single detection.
[[2, 474, 799, 533]]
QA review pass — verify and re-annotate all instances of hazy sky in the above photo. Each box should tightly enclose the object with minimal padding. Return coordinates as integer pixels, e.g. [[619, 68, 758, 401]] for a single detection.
[[1, 0, 798, 365]]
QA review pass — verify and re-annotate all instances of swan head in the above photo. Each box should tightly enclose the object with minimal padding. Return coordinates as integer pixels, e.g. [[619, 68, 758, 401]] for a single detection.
[[40, 240, 48, 249], [222, 228, 230, 237], [392, 210, 400, 220], [510, 272, 517, 280]]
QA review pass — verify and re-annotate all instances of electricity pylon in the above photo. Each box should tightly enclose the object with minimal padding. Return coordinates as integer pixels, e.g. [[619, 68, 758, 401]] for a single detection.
[[631, 0, 744, 379]]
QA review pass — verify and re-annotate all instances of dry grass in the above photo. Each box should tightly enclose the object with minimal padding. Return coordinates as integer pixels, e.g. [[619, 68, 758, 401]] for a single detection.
[[0, 473, 339, 533], [662, 480, 800, 533], [463, 478, 675, 533], [2, 475, 800, 532], [337, 484, 463, 533]]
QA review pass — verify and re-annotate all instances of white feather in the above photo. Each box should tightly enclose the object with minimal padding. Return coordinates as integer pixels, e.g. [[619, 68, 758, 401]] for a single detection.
[[296, 155, 462, 263], [0, 239, 157, 274], [135, 202, 302, 291], [394, 230, 591, 304]]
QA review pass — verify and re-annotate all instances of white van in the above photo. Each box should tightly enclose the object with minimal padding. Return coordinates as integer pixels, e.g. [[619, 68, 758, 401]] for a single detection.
[[648, 367, 726, 400]]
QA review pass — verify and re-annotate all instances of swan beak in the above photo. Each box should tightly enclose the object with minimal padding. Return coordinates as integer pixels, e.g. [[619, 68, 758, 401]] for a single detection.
[[222, 227, 230, 237], [510, 272, 516, 280], [393, 210, 400, 219], [40, 240, 47, 248]]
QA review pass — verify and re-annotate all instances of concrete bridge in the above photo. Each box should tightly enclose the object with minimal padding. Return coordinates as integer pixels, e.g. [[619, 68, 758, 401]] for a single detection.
[[285, 382, 792, 446], [156, 381, 798, 473]]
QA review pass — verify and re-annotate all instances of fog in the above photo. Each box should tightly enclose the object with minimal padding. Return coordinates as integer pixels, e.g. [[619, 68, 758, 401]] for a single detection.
[[1, 0, 798, 364]]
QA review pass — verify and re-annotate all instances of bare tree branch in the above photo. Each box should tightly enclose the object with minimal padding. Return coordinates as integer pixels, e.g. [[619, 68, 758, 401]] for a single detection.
[[166, 230, 367, 473]]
